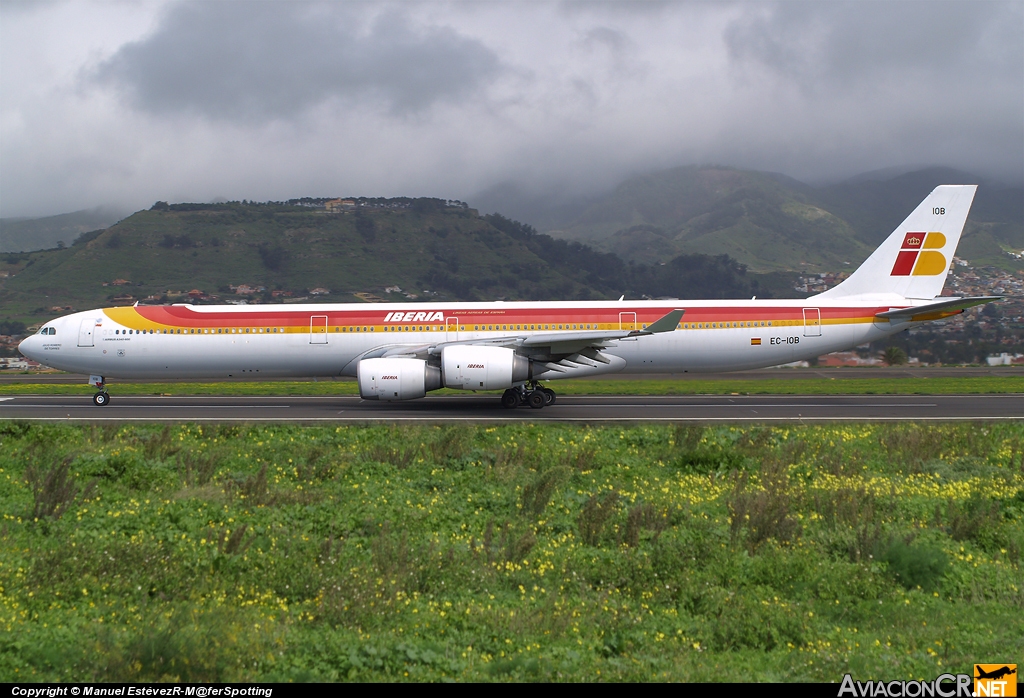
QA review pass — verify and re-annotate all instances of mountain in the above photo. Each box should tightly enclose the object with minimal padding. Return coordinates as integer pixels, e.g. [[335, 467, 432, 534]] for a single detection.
[[815, 167, 1023, 268], [0, 207, 129, 253], [0, 199, 779, 323], [472, 166, 1023, 273]]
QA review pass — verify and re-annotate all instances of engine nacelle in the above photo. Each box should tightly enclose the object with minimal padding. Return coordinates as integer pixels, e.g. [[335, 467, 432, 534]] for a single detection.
[[358, 358, 442, 401], [441, 345, 530, 390]]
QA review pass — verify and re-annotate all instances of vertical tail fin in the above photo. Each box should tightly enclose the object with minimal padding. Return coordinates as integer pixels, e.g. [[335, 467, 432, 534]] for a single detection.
[[816, 185, 977, 300]]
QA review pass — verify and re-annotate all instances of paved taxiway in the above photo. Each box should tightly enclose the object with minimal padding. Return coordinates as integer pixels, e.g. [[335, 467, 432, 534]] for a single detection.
[[1, 394, 1020, 421], [3, 366, 1022, 384]]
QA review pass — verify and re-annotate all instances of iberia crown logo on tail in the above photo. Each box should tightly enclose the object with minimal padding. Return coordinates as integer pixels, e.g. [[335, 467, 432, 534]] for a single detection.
[[891, 232, 947, 276]]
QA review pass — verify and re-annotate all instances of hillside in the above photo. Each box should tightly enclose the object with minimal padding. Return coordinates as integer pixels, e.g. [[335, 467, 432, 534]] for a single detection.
[[476, 166, 1022, 273], [0, 207, 128, 253], [815, 167, 1023, 269], [0, 199, 782, 324]]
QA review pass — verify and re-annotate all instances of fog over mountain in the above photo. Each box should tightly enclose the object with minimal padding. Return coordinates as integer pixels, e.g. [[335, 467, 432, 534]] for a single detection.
[[1, 1, 1020, 219]]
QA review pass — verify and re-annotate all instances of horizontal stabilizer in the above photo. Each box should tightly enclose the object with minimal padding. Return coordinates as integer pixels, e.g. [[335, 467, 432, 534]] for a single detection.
[[875, 296, 1000, 321]]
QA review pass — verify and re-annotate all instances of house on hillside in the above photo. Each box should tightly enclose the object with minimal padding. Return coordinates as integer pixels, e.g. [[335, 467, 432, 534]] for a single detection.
[[325, 199, 356, 213]]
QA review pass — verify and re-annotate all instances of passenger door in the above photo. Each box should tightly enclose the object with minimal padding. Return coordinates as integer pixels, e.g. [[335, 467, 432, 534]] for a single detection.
[[619, 312, 637, 341], [77, 318, 95, 347], [309, 315, 328, 344], [803, 308, 822, 337]]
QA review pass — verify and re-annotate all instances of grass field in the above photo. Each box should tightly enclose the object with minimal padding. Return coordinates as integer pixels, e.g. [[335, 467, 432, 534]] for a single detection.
[[1, 421, 1022, 681], [2, 376, 1023, 397]]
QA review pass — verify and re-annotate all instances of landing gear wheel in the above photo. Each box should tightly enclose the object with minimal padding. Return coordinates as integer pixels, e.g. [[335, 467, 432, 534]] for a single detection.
[[527, 390, 546, 409], [501, 389, 520, 409], [93, 392, 110, 407], [542, 388, 556, 406]]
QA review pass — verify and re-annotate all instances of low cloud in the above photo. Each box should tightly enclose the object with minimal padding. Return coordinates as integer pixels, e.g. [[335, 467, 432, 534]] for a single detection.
[[92, 2, 503, 120], [0, 1, 1020, 219]]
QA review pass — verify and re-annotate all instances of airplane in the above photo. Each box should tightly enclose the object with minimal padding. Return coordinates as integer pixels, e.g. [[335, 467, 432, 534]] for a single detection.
[[975, 666, 1016, 681], [18, 185, 998, 409]]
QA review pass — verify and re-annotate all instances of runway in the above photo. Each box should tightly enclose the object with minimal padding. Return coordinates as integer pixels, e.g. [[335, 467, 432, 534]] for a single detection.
[[3, 366, 1022, 384], [1, 393, 1021, 421]]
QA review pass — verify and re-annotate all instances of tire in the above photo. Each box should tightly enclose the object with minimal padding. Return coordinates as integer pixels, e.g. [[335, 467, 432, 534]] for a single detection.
[[501, 389, 520, 409], [543, 388, 556, 406], [93, 392, 110, 407], [527, 390, 546, 409]]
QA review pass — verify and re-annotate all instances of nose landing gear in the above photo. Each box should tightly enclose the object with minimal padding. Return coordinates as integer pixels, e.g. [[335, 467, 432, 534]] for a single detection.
[[501, 383, 556, 409], [89, 375, 110, 406]]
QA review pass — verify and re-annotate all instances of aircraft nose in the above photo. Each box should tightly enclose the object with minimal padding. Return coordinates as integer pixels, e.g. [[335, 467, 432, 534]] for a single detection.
[[18, 334, 41, 361]]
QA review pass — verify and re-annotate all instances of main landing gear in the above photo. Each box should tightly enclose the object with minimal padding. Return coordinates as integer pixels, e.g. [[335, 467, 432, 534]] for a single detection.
[[501, 383, 556, 410], [89, 375, 110, 406]]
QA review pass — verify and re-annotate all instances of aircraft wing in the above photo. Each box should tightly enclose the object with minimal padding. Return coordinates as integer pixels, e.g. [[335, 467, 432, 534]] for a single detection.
[[435, 308, 685, 357], [340, 309, 685, 374], [875, 296, 1000, 321]]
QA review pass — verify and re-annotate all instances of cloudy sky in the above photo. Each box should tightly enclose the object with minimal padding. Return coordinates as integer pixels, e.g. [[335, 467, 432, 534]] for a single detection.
[[1, 0, 1021, 218]]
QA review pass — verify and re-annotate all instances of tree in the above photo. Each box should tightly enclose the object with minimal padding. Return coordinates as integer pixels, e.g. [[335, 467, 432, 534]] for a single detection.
[[883, 346, 908, 366]]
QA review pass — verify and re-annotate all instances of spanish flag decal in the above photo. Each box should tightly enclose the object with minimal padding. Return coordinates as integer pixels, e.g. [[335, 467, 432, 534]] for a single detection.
[[751, 337, 762, 345], [891, 232, 947, 276]]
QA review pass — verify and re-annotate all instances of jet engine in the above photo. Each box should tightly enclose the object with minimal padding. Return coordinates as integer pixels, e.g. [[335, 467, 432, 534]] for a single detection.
[[358, 358, 442, 401], [441, 346, 530, 390]]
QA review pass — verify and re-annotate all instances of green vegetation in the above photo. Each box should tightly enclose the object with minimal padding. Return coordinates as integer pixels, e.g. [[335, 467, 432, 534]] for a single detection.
[[0, 200, 776, 325], [0, 207, 126, 255], [1, 422, 1022, 681], [2, 375, 1022, 397], [537, 165, 1022, 272]]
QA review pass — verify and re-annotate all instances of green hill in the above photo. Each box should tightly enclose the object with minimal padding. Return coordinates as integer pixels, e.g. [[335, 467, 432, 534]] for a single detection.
[[816, 167, 1023, 268], [0, 199, 781, 325], [516, 166, 1022, 273], [0, 207, 128, 253], [540, 166, 872, 272]]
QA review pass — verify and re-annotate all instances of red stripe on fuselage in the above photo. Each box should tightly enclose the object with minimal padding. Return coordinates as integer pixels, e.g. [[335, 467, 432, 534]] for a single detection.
[[129, 304, 891, 328]]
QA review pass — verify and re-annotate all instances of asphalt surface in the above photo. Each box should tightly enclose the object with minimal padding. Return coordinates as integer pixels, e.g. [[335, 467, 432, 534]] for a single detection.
[[1, 393, 1021, 421], [2, 366, 1022, 383]]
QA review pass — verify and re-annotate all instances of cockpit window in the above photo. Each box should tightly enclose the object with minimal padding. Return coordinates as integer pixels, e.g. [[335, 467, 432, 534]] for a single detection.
[[38, 327, 56, 335]]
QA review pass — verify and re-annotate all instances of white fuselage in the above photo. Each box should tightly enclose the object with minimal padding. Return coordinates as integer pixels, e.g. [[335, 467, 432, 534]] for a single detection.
[[18, 298, 913, 381]]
